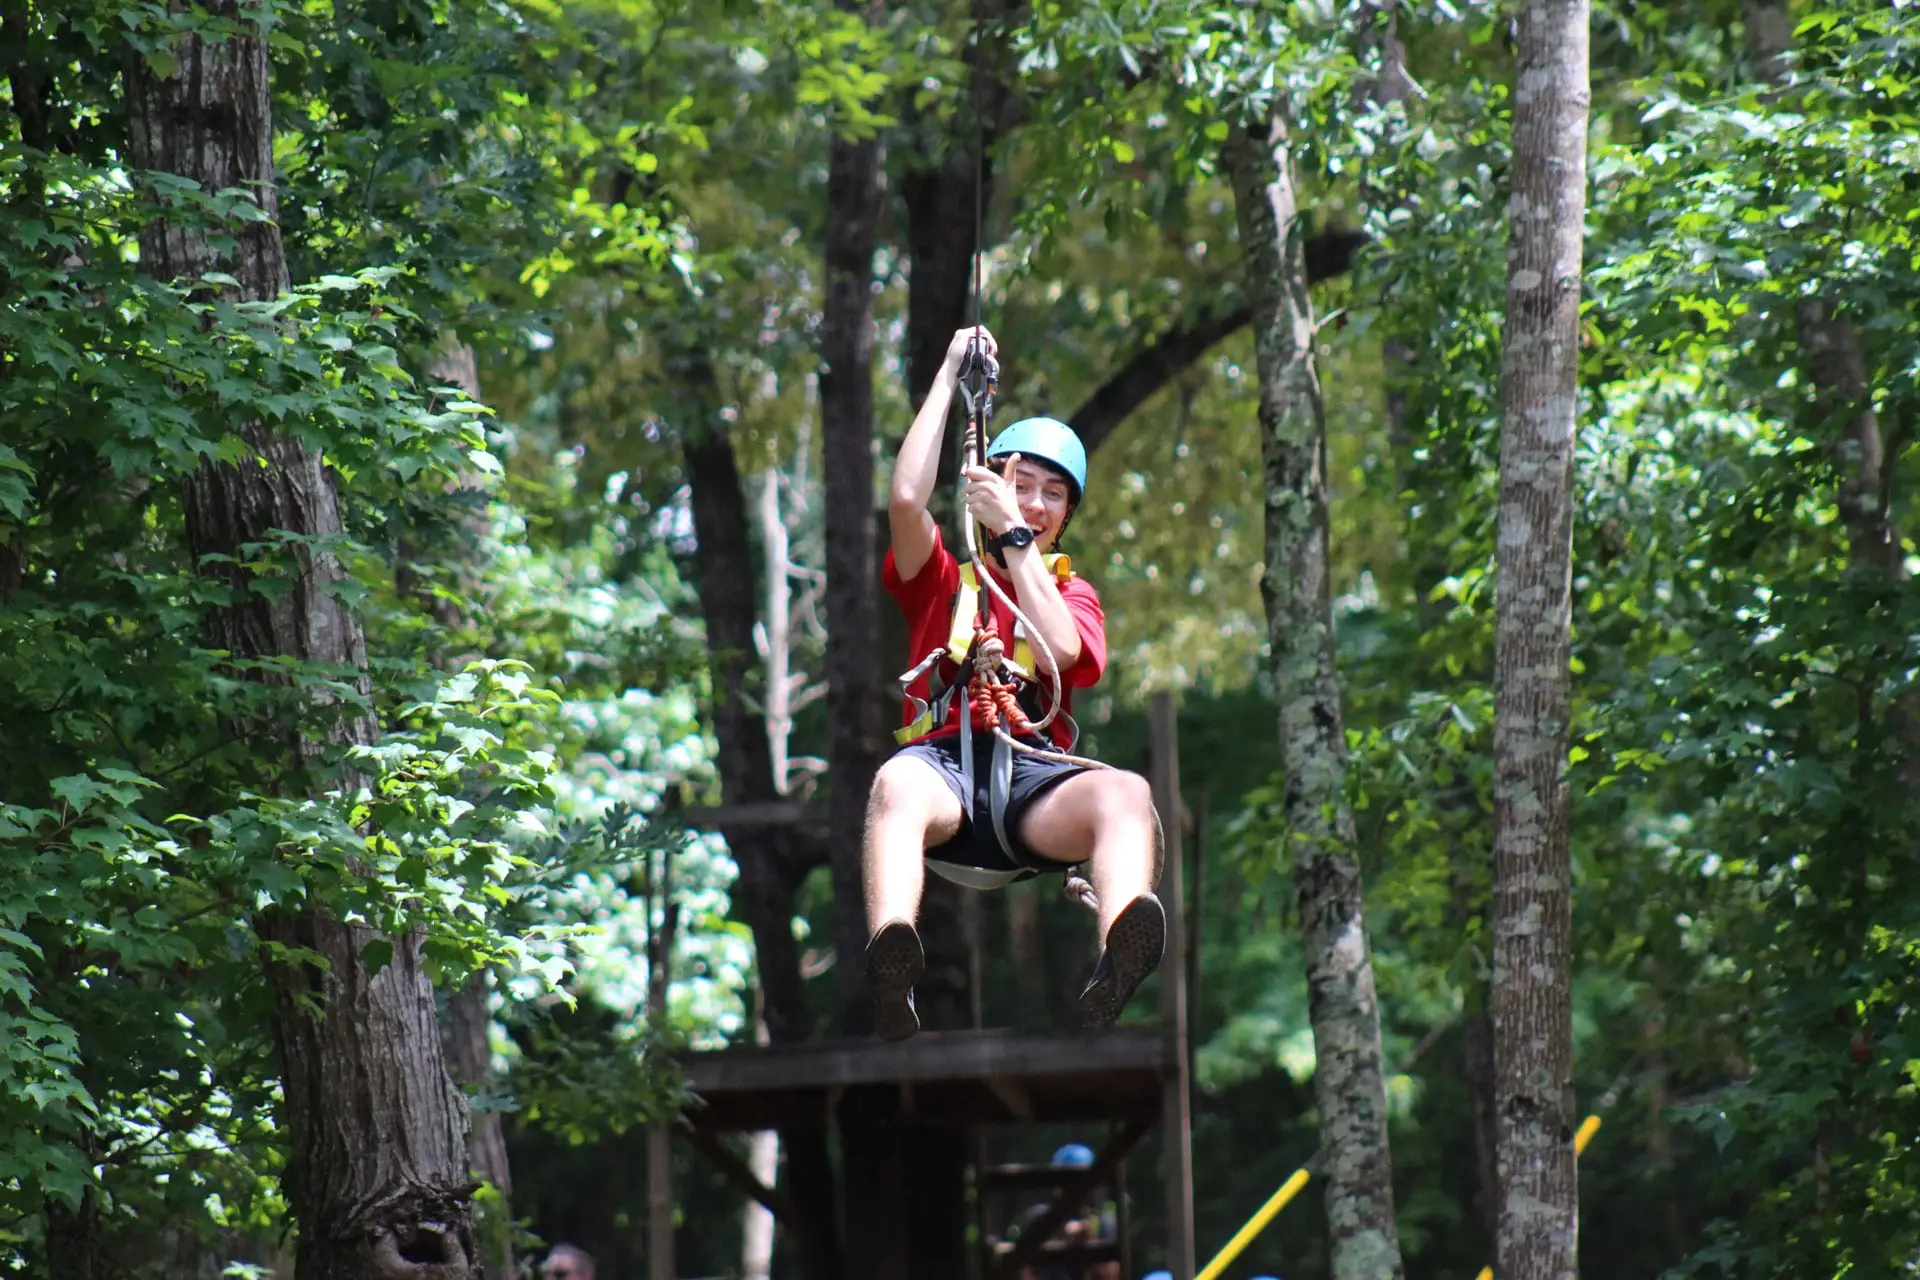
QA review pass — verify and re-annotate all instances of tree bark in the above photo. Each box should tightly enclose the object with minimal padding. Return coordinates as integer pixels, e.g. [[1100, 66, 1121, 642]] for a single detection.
[[126, 9, 479, 1277], [820, 8, 909, 1278], [1223, 115, 1405, 1280], [265, 913, 477, 1280], [1490, 0, 1588, 1274], [820, 0, 891, 1024], [821, 4, 892, 1034], [742, 470, 791, 1280]]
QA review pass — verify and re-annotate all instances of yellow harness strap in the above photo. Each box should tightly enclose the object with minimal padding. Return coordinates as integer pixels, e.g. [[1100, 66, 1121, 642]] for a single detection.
[[894, 553, 1074, 745]]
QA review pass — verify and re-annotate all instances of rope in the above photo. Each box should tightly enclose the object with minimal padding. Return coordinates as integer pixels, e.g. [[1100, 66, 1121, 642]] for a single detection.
[[950, 59, 1098, 768]]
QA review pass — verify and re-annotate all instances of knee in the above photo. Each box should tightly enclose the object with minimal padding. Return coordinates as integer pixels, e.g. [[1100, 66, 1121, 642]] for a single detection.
[[1101, 769, 1156, 820], [1076, 769, 1156, 834], [869, 756, 937, 822]]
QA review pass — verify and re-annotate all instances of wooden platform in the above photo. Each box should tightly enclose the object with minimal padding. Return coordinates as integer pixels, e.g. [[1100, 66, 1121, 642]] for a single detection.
[[680, 1027, 1172, 1131]]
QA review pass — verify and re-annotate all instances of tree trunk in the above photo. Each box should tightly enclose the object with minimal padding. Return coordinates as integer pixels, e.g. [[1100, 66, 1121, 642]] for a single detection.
[[265, 913, 477, 1280], [444, 976, 513, 1280], [1223, 116, 1405, 1280], [820, 8, 909, 1278], [742, 470, 791, 1280], [415, 341, 516, 1280], [821, 1, 891, 1033], [126, 10, 479, 1277], [1490, 0, 1588, 1274], [680, 392, 842, 1280]]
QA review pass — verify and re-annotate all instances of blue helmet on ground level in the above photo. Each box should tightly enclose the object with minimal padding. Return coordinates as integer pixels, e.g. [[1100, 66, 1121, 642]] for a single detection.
[[1052, 1142, 1095, 1168], [986, 417, 1088, 505]]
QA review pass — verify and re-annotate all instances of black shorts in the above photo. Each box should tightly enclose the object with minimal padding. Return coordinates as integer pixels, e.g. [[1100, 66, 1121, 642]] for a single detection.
[[893, 731, 1092, 888]]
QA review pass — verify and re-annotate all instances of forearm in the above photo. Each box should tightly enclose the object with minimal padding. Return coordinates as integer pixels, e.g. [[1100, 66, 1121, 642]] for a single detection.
[[889, 367, 958, 512], [1003, 547, 1083, 674]]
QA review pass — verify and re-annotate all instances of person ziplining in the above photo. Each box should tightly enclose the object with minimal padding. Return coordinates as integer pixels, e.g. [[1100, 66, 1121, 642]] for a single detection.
[[861, 322, 1168, 1042]]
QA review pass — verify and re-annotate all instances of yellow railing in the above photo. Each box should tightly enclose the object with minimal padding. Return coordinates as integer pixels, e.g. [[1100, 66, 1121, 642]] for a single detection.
[[1196, 1115, 1602, 1280]]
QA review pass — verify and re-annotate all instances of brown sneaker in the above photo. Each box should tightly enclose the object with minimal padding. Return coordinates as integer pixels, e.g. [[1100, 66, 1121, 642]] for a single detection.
[[1076, 894, 1166, 1029], [864, 920, 926, 1042]]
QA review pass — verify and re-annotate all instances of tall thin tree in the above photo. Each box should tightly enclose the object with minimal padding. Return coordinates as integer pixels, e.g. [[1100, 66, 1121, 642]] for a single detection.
[[819, 2, 904, 1275], [820, 0, 891, 1038], [1489, 0, 1589, 1273], [1223, 112, 1406, 1280], [125, 5, 479, 1276]]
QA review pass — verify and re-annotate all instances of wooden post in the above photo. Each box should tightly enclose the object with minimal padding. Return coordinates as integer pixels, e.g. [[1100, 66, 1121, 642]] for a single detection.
[[1190, 791, 1208, 1064], [1149, 692, 1195, 1280]]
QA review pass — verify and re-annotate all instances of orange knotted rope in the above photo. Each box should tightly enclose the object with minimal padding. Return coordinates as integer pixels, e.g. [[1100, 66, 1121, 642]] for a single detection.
[[965, 628, 1032, 734]]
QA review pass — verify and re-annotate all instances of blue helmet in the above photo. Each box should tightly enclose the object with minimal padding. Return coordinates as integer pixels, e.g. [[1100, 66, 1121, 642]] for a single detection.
[[986, 417, 1088, 505], [1052, 1142, 1095, 1168], [1143, 1272, 1174, 1280]]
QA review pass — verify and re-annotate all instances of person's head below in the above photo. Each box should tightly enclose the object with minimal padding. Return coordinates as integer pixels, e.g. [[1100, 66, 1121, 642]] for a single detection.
[[541, 1244, 595, 1280], [985, 417, 1088, 553]]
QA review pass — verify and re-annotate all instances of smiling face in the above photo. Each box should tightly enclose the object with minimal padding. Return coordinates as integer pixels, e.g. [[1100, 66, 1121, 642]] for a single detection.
[[1010, 458, 1077, 550]]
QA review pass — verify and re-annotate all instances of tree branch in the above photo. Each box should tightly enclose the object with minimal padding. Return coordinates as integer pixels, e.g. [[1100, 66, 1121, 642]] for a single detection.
[[1070, 229, 1369, 457]]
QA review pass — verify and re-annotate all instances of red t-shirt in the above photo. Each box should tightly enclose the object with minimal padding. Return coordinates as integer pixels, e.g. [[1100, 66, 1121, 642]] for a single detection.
[[882, 526, 1107, 751]]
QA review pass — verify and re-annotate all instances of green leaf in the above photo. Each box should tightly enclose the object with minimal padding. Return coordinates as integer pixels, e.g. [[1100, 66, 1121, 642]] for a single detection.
[[360, 938, 394, 975], [145, 46, 179, 81]]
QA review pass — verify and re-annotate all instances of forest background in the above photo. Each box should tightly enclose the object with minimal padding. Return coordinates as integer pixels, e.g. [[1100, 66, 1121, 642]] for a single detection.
[[3, 0, 1917, 1277]]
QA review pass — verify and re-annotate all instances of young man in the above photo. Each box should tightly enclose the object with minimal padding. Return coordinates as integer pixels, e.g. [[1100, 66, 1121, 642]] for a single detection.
[[862, 324, 1166, 1041]]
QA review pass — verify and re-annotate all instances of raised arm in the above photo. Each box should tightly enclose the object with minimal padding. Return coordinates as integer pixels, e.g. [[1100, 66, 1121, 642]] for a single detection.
[[889, 326, 995, 582]]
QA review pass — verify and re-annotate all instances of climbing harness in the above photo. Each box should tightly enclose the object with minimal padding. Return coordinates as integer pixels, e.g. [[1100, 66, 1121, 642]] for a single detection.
[[890, 137, 1110, 891], [892, 552, 1075, 744]]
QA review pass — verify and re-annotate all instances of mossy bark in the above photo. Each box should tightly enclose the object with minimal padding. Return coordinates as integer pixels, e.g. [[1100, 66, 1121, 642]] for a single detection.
[[1224, 115, 1405, 1280]]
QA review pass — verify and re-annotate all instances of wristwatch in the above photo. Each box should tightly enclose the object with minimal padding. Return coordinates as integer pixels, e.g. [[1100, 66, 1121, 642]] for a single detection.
[[990, 525, 1037, 553]]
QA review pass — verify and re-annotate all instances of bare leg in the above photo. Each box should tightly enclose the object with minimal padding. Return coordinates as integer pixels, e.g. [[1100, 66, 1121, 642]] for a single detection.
[[1017, 769, 1161, 943], [861, 754, 963, 1041], [1087, 785, 1160, 943], [1018, 768, 1166, 1028], [862, 753, 963, 934]]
